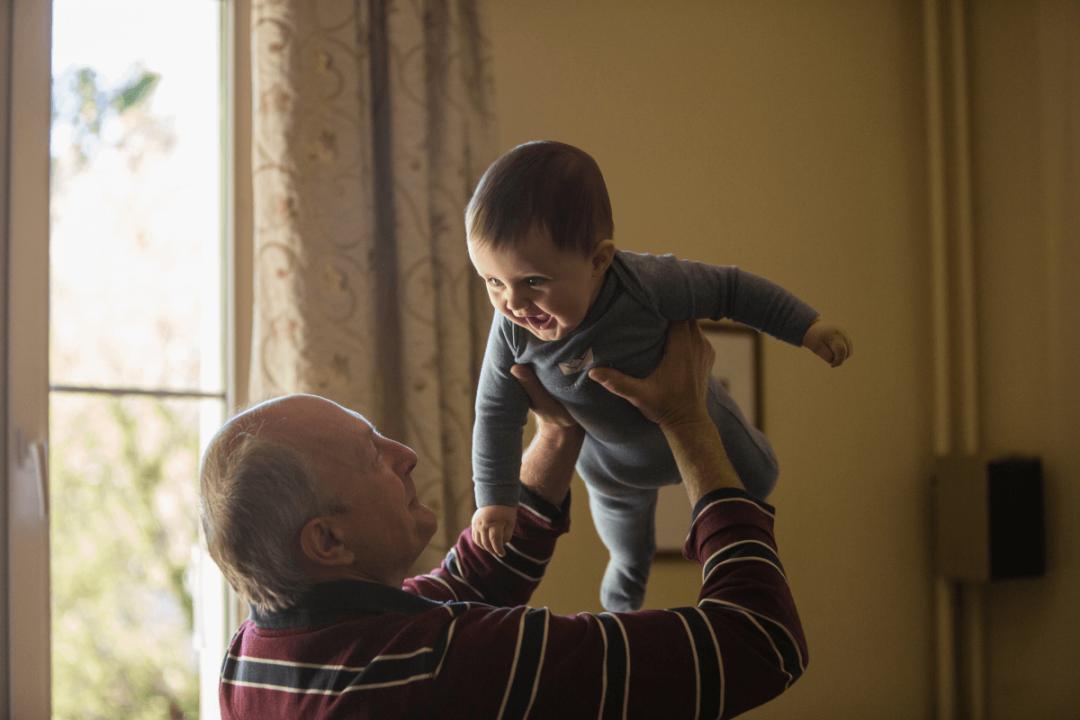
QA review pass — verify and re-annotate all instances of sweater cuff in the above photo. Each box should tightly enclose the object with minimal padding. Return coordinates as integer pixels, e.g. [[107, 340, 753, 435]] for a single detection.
[[690, 487, 775, 523], [518, 485, 571, 531], [475, 482, 521, 508], [684, 488, 777, 561], [785, 305, 821, 347]]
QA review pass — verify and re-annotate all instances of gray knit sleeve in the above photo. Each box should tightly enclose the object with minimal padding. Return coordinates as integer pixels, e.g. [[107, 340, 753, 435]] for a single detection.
[[625, 253, 819, 346], [472, 314, 530, 508]]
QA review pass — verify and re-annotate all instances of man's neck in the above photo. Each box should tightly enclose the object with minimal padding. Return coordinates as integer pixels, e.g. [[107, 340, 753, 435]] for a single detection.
[[304, 563, 404, 589]]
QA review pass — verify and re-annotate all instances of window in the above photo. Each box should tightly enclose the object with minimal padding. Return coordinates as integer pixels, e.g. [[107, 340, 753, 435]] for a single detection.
[[6, 1, 234, 717]]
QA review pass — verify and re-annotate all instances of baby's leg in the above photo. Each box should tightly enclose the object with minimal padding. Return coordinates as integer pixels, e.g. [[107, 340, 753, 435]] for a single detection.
[[586, 483, 658, 612], [706, 377, 779, 499]]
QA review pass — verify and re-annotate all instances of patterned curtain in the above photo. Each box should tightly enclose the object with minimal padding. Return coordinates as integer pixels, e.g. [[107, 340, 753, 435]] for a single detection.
[[249, 0, 495, 569]]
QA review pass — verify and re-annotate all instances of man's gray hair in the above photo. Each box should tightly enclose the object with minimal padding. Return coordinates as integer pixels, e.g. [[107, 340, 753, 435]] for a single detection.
[[199, 427, 341, 614]]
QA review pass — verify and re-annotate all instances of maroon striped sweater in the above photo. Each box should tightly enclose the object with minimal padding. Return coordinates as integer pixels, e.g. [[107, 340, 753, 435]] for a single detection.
[[219, 486, 807, 719]]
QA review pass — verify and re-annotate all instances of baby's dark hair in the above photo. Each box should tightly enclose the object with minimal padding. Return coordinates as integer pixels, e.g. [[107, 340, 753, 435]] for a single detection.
[[466, 140, 614, 255]]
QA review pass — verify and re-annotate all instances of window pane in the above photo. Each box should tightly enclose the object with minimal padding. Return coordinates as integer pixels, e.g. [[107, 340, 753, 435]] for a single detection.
[[48, 3, 228, 716], [49, 393, 223, 719], [49, 0, 223, 392]]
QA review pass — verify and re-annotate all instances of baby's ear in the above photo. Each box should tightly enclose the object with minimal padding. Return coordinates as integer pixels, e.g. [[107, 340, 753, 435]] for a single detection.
[[591, 239, 616, 275]]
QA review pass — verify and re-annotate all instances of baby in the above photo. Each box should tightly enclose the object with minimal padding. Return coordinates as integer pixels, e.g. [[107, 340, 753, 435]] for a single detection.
[[467, 141, 851, 611]]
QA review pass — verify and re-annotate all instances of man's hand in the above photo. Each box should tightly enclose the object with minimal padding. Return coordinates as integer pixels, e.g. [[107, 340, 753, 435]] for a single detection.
[[588, 320, 715, 428], [511, 364, 583, 507], [590, 320, 742, 503], [510, 364, 579, 432], [802, 319, 853, 367], [472, 505, 517, 557]]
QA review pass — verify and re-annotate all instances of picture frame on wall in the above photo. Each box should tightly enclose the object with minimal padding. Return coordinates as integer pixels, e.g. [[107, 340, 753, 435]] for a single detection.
[[654, 320, 763, 555]]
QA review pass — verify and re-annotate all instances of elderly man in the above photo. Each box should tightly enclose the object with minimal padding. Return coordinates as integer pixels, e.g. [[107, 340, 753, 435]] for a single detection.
[[201, 321, 807, 719]]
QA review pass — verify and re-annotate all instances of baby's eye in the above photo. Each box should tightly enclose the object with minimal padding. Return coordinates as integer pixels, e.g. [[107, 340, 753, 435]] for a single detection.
[[486, 277, 504, 288], [524, 277, 546, 288]]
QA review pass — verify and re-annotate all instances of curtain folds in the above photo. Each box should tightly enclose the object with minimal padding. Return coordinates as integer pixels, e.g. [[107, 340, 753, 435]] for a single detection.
[[249, 0, 495, 568]]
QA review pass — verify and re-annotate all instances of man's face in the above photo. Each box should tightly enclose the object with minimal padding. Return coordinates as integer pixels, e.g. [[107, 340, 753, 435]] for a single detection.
[[468, 229, 608, 342], [283, 397, 438, 583], [335, 411, 438, 581]]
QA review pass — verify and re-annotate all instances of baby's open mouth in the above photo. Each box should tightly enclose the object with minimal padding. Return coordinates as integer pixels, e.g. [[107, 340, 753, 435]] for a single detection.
[[523, 312, 555, 331]]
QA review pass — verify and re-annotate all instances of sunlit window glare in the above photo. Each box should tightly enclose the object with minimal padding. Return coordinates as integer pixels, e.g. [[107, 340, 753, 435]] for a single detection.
[[49, 1, 227, 717]]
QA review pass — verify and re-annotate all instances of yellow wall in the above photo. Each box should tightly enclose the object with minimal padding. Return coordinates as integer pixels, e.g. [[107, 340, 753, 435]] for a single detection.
[[489, 1, 1080, 717], [489, 1, 933, 717], [969, 1, 1080, 716]]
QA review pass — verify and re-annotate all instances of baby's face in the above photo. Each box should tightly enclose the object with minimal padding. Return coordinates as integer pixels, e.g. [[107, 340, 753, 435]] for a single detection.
[[468, 229, 610, 342]]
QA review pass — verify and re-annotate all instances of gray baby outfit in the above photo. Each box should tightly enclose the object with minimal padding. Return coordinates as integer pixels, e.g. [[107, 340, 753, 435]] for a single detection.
[[473, 250, 818, 611]]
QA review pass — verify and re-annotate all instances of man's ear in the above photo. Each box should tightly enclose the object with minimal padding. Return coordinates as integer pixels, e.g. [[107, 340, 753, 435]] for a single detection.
[[299, 516, 355, 567], [591, 239, 616, 276]]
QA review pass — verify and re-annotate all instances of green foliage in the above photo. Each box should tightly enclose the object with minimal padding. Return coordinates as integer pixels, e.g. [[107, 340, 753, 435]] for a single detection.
[[74, 67, 107, 137], [52, 64, 163, 167], [111, 72, 162, 114], [50, 396, 199, 720]]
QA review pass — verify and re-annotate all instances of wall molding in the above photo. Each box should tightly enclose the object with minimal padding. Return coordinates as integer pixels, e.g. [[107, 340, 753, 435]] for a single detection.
[[923, 0, 985, 717]]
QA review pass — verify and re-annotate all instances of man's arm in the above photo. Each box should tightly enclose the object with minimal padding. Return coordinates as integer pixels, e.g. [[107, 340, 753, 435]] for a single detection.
[[512, 364, 584, 506], [429, 483, 802, 717], [404, 484, 570, 605], [447, 321, 806, 718], [405, 364, 583, 606]]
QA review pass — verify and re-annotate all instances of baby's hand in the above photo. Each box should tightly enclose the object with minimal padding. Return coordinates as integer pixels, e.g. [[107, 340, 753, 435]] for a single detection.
[[802, 320, 854, 367], [471, 505, 517, 557]]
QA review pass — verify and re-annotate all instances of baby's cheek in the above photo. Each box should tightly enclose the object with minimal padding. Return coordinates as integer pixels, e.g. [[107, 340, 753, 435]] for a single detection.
[[561, 304, 588, 327]]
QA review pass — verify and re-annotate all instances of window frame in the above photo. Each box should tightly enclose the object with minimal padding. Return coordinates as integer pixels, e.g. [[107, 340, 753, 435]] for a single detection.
[[4, 1, 241, 716], [0, 0, 10, 709], [5, 0, 53, 717]]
